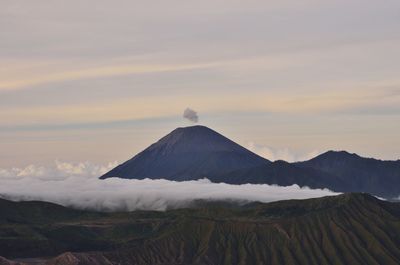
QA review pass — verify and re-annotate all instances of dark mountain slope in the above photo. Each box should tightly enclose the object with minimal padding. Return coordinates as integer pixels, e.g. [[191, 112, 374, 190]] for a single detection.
[[296, 150, 400, 198], [0, 198, 92, 224], [1, 194, 400, 265], [210, 160, 346, 190], [100, 125, 269, 180]]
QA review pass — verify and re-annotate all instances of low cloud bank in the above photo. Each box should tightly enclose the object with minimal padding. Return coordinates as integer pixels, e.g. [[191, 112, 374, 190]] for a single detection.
[[0, 161, 339, 212]]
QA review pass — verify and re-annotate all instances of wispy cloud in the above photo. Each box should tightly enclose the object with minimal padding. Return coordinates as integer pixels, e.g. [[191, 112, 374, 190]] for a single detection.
[[247, 142, 321, 162], [0, 62, 216, 91]]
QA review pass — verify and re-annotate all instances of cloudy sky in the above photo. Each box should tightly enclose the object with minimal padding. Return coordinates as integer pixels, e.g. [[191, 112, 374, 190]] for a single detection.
[[1, 0, 400, 167]]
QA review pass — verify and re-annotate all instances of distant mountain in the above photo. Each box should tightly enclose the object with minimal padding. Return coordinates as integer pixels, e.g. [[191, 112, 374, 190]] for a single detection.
[[296, 150, 400, 198], [212, 151, 400, 199], [1, 194, 400, 264], [210, 160, 346, 189], [100, 125, 269, 180], [101, 126, 400, 199]]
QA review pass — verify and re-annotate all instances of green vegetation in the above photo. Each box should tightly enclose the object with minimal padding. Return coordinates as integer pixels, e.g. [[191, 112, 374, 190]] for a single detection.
[[1, 194, 400, 265]]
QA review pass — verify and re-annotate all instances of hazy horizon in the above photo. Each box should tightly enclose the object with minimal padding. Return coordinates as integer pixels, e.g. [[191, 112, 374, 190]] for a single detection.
[[1, 0, 400, 167]]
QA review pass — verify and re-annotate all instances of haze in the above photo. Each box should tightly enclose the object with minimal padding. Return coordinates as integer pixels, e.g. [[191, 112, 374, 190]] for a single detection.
[[1, 0, 400, 168]]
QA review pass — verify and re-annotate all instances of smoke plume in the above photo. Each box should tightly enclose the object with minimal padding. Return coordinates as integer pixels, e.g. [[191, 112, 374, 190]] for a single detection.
[[183, 108, 199, 123]]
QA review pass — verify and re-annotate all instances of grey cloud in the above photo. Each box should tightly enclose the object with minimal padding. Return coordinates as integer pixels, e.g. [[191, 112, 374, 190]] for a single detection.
[[183, 108, 199, 123]]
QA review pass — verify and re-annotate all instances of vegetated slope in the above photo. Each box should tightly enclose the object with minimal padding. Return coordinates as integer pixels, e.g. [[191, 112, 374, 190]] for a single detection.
[[0, 199, 107, 258], [1, 194, 400, 265], [100, 125, 269, 180], [296, 150, 400, 198], [105, 193, 400, 265]]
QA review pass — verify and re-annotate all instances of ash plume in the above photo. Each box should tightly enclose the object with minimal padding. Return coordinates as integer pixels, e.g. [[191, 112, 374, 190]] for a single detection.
[[183, 108, 199, 123]]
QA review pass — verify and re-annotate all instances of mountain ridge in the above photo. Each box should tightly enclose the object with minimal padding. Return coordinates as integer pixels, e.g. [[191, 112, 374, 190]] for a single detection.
[[296, 150, 400, 198], [307, 150, 399, 162]]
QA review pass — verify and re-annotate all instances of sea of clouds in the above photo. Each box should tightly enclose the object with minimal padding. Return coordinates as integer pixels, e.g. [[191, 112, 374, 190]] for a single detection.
[[0, 161, 340, 212]]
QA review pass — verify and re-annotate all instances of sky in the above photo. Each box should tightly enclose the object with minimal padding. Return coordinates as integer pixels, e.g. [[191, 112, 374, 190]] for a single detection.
[[1, 0, 400, 168]]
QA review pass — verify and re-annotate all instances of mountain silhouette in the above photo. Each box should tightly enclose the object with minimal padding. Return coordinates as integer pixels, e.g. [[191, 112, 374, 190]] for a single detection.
[[101, 126, 400, 199], [100, 125, 269, 180], [296, 150, 400, 198], [213, 151, 400, 198]]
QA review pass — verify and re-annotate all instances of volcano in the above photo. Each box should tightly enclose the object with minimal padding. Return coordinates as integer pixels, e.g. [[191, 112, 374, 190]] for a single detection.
[[100, 126, 400, 199], [100, 125, 269, 180]]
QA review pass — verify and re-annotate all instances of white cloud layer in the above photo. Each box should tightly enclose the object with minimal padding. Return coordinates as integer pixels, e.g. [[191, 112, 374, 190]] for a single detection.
[[0, 161, 339, 212]]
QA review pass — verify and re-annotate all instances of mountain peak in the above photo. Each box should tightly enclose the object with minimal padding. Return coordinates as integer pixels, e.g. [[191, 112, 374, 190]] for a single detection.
[[100, 126, 269, 180], [175, 125, 211, 130], [151, 125, 251, 154], [170, 125, 212, 135], [313, 150, 361, 161]]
